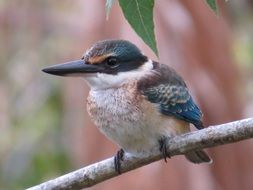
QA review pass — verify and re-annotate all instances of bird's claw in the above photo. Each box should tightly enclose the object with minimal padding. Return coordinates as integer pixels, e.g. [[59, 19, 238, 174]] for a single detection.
[[114, 149, 124, 174], [159, 137, 171, 162]]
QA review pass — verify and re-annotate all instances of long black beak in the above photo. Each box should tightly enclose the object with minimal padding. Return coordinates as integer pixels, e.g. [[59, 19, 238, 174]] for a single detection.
[[42, 60, 102, 76]]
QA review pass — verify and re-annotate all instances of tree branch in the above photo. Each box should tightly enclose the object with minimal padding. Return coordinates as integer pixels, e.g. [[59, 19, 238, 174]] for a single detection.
[[27, 118, 253, 190]]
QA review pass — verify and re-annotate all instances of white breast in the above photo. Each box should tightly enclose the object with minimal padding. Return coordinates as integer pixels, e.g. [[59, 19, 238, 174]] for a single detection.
[[87, 82, 185, 157]]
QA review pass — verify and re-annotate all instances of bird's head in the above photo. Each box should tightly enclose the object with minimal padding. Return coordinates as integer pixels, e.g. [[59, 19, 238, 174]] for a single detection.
[[42, 39, 153, 90]]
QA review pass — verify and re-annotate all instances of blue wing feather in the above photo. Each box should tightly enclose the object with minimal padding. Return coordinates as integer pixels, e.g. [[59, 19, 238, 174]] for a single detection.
[[138, 62, 204, 129], [145, 86, 203, 129], [160, 97, 202, 128]]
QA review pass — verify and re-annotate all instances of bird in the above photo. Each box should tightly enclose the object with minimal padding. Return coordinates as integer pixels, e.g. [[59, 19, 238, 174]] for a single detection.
[[42, 39, 212, 174]]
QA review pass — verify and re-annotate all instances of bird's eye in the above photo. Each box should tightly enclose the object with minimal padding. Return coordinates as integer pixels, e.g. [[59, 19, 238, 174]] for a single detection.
[[106, 57, 119, 68]]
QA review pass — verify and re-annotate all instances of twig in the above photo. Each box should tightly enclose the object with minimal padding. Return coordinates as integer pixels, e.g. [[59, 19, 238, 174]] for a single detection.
[[27, 118, 253, 190]]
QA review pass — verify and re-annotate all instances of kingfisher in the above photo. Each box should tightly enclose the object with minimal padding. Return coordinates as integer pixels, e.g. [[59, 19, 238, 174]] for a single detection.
[[43, 39, 212, 173]]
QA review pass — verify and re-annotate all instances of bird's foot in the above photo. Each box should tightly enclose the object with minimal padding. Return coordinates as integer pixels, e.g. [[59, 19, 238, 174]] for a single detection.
[[159, 137, 171, 162], [114, 149, 124, 174]]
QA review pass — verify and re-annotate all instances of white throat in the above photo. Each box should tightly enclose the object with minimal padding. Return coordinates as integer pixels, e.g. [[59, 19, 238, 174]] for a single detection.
[[82, 59, 153, 90]]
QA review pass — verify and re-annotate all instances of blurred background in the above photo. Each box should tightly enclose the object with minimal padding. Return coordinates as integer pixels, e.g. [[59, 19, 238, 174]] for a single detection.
[[0, 0, 253, 189]]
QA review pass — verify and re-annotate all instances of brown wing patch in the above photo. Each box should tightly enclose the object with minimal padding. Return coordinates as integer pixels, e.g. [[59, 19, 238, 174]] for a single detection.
[[88, 53, 114, 64]]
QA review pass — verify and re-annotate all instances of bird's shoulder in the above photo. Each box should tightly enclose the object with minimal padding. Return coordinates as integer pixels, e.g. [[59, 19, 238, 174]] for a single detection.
[[137, 61, 187, 95], [137, 61, 204, 129]]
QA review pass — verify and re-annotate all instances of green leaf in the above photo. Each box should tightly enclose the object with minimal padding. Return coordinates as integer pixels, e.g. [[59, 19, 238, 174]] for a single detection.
[[105, 0, 116, 20], [119, 0, 158, 56], [205, 0, 219, 15]]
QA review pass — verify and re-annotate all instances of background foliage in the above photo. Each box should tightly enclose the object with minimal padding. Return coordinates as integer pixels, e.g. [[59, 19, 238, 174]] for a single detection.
[[107, 0, 218, 55]]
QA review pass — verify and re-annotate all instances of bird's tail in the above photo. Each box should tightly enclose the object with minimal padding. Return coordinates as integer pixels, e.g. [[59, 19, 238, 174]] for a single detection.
[[185, 150, 212, 164]]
